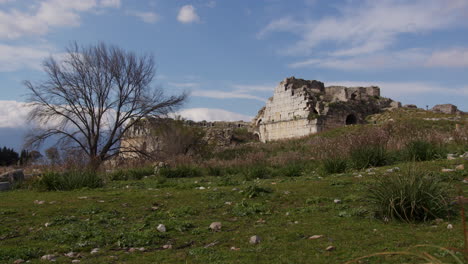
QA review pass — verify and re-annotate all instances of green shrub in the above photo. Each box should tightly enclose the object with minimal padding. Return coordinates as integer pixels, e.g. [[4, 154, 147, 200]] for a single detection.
[[244, 184, 273, 198], [206, 166, 223, 176], [37, 171, 103, 191], [350, 144, 389, 169], [401, 140, 446, 161], [109, 166, 154, 181], [278, 163, 304, 177], [159, 166, 203, 178], [368, 168, 453, 222], [321, 157, 348, 174], [243, 165, 272, 180]]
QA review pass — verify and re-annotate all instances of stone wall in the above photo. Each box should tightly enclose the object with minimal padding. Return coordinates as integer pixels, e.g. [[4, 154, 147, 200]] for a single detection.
[[253, 77, 400, 142]]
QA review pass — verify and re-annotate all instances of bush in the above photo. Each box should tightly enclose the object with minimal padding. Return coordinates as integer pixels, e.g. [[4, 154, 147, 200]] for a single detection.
[[37, 171, 103, 191], [243, 165, 272, 180], [159, 166, 203, 178], [368, 168, 453, 222], [350, 144, 389, 169], [321, 157, 348, 174], [278, 163, 304, 177], [401, 140, 445, 162], [108, 166, 154, 181], [244, 184, 273, 198], [205, 166, 223, 176]]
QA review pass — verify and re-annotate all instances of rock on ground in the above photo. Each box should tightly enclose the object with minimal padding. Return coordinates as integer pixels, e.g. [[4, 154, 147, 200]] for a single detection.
[[249, 235, 261, 244], [209, 222, 222, 231]]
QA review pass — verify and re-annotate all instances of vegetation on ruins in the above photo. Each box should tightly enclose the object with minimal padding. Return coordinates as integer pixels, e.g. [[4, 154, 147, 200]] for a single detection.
[[24, 42, 186, 170]]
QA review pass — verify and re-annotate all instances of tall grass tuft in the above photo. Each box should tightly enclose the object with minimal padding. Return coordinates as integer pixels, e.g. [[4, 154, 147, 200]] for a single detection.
[[401, 140, 446, 162], [321, 157, 348, 175], [243, 165, 273, 180], [368, 167, 452, 222], [350, 144, 389, 169], [37, 171, 103, 191], [108, 166, 154, 181], [159, 165, 203, 178]]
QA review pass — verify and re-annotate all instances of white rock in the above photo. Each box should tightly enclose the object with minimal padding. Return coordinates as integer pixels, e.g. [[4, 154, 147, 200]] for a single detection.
[[72, 260, 80, 263], [333, 199, 341, 204], [64, 252, 76, 258], [441, 168, 455, 172], [447, 224, 453, 230], [157, 224, 166, 232], [447, 154, 456, 160], [225, 201, 232, 205], [249, 235, 261, 244], [41, 255, 55, 261], [90, 248, 99, 254], [308, 235, 323, 240], [326, 246, 336, 251], [163, 244, 172, 249], [44, 222, 51, 227], [455, 164, 465, 170], [34, 200, 45, 205], [209, 222, 222, 231]]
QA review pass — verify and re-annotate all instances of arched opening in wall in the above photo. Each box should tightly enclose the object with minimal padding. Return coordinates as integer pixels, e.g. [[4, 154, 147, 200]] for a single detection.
[[253, 133, 260, 142], [256, 119, 262, 127], [345, 114, 357, 125], [350, 92, 357, 100]]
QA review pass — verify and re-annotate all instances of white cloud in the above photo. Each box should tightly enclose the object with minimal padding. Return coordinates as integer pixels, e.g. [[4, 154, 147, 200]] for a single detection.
[[206, 1, 216, 8], [100, 0, 120, 8], [0, 101, 33, 128], [168, 82, 200, 88], [0, 0, 119, 39], [128, 11, 159, 24], [0, 44, 54, 71], [177, 5, 200, 24], [231, 84, 274, 92], [260, 1, 468, 56], [177, 108, 252, 122], [191, 89, 267, 102], [289, 48, 468, 70]]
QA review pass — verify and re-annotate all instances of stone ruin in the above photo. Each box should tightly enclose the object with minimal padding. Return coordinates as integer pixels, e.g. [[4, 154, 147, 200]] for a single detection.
[[252, 77, 401, 142], [431, 104, 464, 115], [119, 118, 252, 159]]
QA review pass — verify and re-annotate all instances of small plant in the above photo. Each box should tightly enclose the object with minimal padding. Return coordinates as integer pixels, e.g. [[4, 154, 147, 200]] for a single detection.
[[244, 184, 272, 198], [368, 167, 453, 222], [350, 144, 389, 169], [108, 166, 154, 181], [401, 140, 445, 161], [321, 157, 348, 174], [278, 163, 304, 177], [36, 170, 103, 191], [159, 165, 203, 178], [243, 165, 272, 180]]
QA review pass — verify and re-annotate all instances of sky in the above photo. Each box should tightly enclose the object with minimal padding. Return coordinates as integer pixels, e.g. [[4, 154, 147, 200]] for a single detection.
[[0, 0, 467, 150]]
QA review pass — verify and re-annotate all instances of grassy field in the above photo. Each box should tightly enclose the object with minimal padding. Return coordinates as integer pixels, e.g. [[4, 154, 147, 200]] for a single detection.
[[1, 158, 467, 264]]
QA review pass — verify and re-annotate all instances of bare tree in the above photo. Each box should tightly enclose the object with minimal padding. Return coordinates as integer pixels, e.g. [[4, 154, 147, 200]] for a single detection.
[[25, 42, 186, 170]]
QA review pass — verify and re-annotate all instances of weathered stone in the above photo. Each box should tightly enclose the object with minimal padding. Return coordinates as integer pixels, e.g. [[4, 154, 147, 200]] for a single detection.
[[403, 104, 418, 108], [431, 104, 463, 115], [209, 222, 222, 231], [41, 254, 56, 261], [447, 154, 457, 160], [72, 260, 81, 263], [447, 224, 453, 229], [0, 182, 10, 191], [441, 168, 455, 172], [249, 235, 261, 244], [90, 248, 99, 254], [157, 224, 166, 232], [308, 235, 324, 240], [333, 199, 341, 204], [0, 169, 24, 183], [13, 259, 25, 264], [326, 246, 336, 251], [456, 164, 465, 170], [252, 77, 400, 142]]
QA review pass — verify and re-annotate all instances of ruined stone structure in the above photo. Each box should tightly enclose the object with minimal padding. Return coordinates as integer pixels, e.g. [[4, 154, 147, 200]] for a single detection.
[[253, 77, 401, 142], [431, 104, 464, 115], [120, 118, 252, 159]]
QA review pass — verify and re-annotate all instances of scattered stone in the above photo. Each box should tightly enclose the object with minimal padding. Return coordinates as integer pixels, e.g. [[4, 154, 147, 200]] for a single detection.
[[333, 199, 341, 204], [256, 218, 266, 223], [294, 221, 299, 224], [91, 248, 100, 254], [224, 201, 232, 205], [0, 169, 24, 183], [325, 246, 336, 251], [157, 224, 166, 232], [435, 218, 444, 224], [41, 254, 56, 261], [463, 178, 468, 184], [13, 259, 25, 264], [162, 244, 172, 249], [44, 222, 51, 227], [447, 154, 457, 160], [230, 246, 240, 251], [283, 191, 291, 195], [308, 235, 323, 240], [98, 200, 105, 203], [386, 167, 400, 173], [72, 260, 81, 263], [138, 247, 146, 252], [204, 241, 219, 248], [77, 196, 88, 199], [441, 168, 455, 173], [0, 182, 10, 191], [249, 235, 261, 244], [34, 200, 45, 205], [271, 182, 277, 185], [64, 252, 76, 258], [129, 248, 136, 253], [354, 174, 363, 178], [196, 187, 206, 190], [447, 224, 453, 230], [285, 212, 290, 216], [154, 161, 168, 175], [462, 152, 468, 159], [209, 222, 222, 231], [455, 164, 465, 170]]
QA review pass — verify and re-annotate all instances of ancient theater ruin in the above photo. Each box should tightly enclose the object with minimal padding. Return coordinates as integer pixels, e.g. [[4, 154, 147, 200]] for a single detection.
[[252, 77, 401, 142]]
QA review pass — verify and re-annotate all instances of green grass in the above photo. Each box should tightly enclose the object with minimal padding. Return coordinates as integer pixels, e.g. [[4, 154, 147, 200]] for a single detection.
[[34, 171, 103, 191], [1, 158, 466, 263]]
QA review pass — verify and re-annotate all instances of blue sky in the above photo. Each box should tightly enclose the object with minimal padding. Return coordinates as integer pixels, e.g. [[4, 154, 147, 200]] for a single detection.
[[0, 0, 467, 149]]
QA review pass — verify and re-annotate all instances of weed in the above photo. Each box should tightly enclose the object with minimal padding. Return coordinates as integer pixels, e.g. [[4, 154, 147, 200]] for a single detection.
[[243, 165, 273, 180], [368, 167, 453, 222], [36, 170, 103, 191], [108, 166, 154, 181], [350, 144, 389, 169], [244, 184, 273, 198], [401, 140, 446, 162], [159, 166, 203, 178], [321, 157, 348, 174]]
